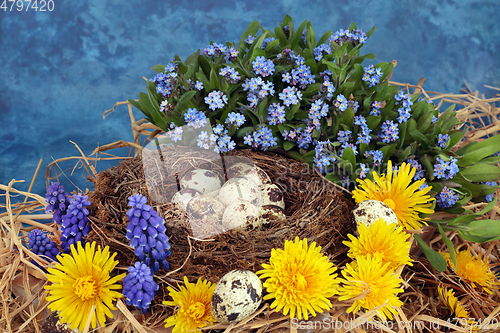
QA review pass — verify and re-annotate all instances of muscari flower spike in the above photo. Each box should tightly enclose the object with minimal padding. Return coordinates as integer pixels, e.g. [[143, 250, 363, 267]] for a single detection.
[[28, 228, 60, 262], [123, 261, 159, 314], [126, 194, 172, 273], [60, 193, 91, 253], [44, 182, 68, 224]]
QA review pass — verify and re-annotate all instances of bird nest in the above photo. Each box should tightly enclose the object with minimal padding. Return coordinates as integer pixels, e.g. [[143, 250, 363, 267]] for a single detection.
[[86, 147, 355, 317]]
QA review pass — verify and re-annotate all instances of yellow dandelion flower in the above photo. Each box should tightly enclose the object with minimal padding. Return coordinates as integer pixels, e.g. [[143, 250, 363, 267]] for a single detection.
[[352, 160, 434, 230], [438, 284, 478, 329], [438, 284, 471, 319], [256, 237, 339, 320], [343, 218, 412, 270], [44, 241, 126, 332], [163, 276, 216, 333], [338, 256, 404, 321], [440, 247, 499, 294]]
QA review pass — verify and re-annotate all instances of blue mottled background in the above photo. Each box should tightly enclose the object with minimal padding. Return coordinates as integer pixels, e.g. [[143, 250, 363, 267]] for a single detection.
[[1, 0, 499, 199]]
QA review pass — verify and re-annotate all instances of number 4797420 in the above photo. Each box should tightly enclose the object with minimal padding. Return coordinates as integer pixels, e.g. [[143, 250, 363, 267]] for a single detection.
[[1, 0, 55, 11]]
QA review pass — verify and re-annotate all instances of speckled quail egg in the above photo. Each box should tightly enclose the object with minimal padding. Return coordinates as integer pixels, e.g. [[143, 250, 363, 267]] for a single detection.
[[211, 269, 263, 323], [351, 199, 398, 235], [180, 169, 222, 194], [186, 196, 225, 223], [226, 162, 254, 177], [260, 184, 285, 209], [227, 164, 271, 187], [259, 205, 286, 225], [218, 177, 262, 207], [171, 188, 202, 210], [222, 202, 262, 230]]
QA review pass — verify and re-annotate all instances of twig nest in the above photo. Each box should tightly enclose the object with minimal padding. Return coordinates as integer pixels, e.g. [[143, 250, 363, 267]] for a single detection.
[[41, 312, 82, 333], [171, 188, 201, 210], [351, 199, 398, 235], [211, 269, 263, 324], [259, 205, 286, 225], [218, 177, 262, 207], [180, 169, 222, 194], [186, 196, 225, 223], [222, 202, 262, 230], [260, 184, 285, 209], [227, 163, 271, 187]]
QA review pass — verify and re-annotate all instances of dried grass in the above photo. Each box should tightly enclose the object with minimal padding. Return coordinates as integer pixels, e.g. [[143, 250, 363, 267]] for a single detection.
[[1, 81, 500, 332]]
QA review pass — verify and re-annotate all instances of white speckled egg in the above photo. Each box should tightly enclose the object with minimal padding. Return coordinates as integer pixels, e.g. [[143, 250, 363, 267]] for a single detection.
[[351, 199, 398, 235], [211, 269, 263, 323], [227, 164, 271, 187], [259, 205, 286, 225], [171, 188, 202, 210], [222, 202, 262, 230], [186, 196, 225, 223], [260, 184, 285, 209], [218, 177, 262, 207], [180, 169, 222, 194]]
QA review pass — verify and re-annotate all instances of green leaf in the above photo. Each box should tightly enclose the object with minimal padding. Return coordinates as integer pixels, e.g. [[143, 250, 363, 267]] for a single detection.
[[316, 30, 332, 46], [179, 91, 197, 110], [456, 134, 500, 166], [324, 61, 341, 73], [416, 111, 434, 133], [195, 71, 212, 92], [274, 26, 288, 47], [436, 223, 456, 271], [198, 54, 212, 77], [447, 130, 465, 150], [413, 234, 447, 272], [467, 219, 500, 238], [380, 144, 396, 163], [409, 129, 430, 145], [209, 67, 220, 90], [128, 99, 146, 115], [306, 22, 315, 50], [284, 141, 295, 151], [397, 145, 412, 161], [151, 64, 167, 73], [458, 230, 500, 243], [366, 115, 381, 130], [286, 103, 301, 120], [139, 92, 168, 131], [264, 39, 280, 52], [290, 20, 307, 50], [288, 151, 303, 162], [366, 26, 376, 38], [460, 164, 500, 182], [340, 108, 355, 127], [341, 146, 356, 168], [238, 20, 260, 50]]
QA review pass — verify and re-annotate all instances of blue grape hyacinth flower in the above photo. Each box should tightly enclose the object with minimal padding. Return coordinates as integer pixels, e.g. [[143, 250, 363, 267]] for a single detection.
[[60, 193, 91, 253], [44, 182, 68, 224], [28, 228, 60, 262], [123, 261, 159, 314], [125, 194, 172, 273]]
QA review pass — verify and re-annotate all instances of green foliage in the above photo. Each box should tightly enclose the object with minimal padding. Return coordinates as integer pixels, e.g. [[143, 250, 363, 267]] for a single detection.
[[129, 16, 500, 244]]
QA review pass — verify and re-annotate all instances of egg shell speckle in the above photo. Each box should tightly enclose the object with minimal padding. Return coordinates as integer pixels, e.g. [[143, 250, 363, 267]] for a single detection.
[[351, 199, 398, 235], [222, 202, 262, 230], [260, 184, 285, 209], [186, 196, 225, 223], [180, 169, 222, 194], [211, 269, 263, 323], [171, 188, 202, 210], [227, 164, 271, 187], [259, 205, 286, 225], [218, 177, 262, 207]]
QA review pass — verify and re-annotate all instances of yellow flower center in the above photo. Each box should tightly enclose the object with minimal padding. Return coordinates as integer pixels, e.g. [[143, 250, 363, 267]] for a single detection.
[[73, 276, 97, 301], [187, 301, 206, 320], [291, 272, 308, 291], [383, 198, 396, 211]]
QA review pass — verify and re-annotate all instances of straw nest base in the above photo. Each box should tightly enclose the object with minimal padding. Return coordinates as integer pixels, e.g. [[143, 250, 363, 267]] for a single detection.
[[86, 148, 355, 319]]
